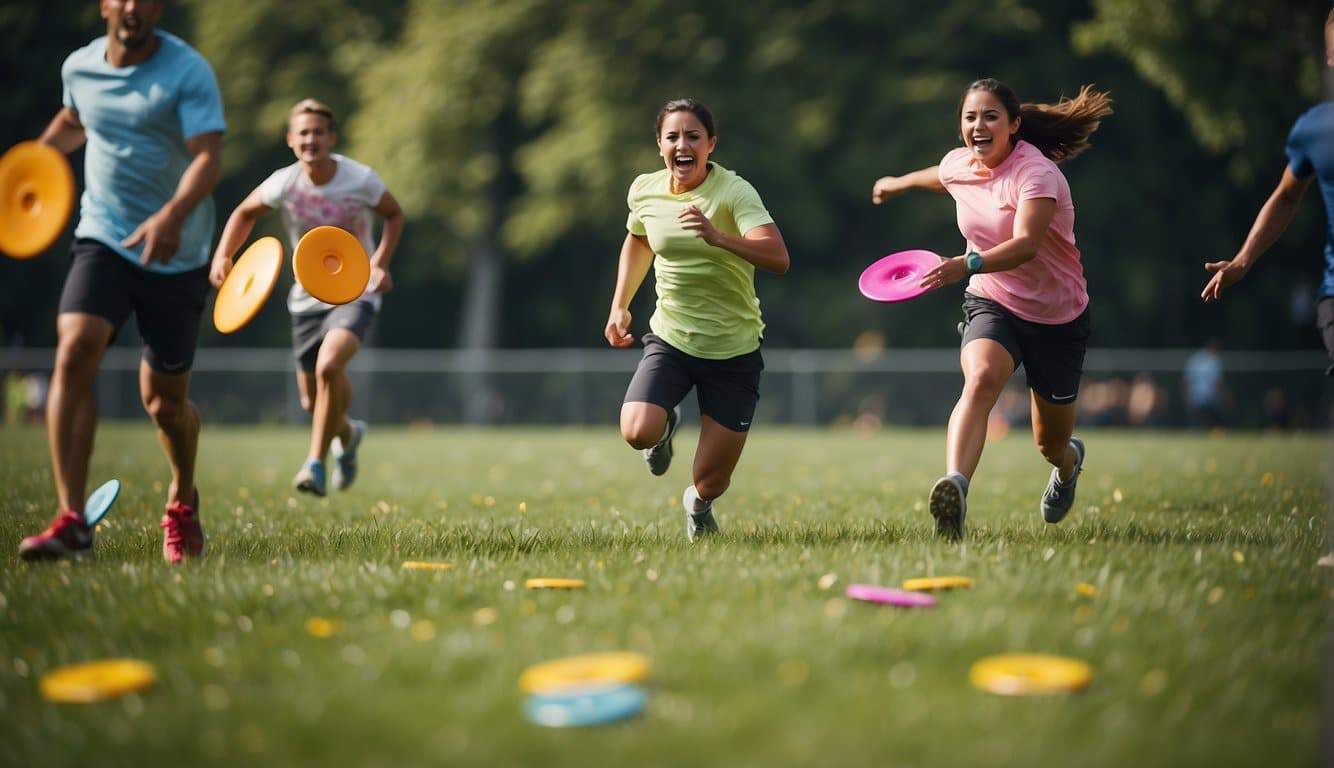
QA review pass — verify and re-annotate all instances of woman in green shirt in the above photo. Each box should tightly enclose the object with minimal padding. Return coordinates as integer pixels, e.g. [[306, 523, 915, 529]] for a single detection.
[[606, 98, 790, 542]]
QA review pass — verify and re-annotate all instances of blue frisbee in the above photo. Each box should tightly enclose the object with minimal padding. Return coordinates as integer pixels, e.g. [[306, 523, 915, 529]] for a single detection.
[[524, 684, 646, 728], [84, 479, 121, 526]]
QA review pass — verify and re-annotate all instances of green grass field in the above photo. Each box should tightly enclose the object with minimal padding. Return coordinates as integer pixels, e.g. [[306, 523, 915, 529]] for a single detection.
[[0, 424, 1327, 767]]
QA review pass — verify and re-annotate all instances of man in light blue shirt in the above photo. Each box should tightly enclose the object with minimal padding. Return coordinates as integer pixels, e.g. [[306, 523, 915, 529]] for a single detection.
[[19, 0, 224, 564]]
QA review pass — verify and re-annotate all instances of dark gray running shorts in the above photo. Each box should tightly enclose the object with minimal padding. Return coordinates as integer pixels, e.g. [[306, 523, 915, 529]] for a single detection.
[[291, 300, 377, 373], [623, 332, 763, 432], [960, 292, 1092, 404], [57, 238, 210, 374]]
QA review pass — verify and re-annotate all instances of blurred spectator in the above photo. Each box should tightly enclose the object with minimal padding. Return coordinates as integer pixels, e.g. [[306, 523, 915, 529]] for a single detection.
[[1262, 387, 1291, 430], [1127, 372, 1169, 427], [4, 372, 23, 427], [1183, 340, 1228, 429], [23, 372, 48, 422], [1079, 377, 1131, 427]]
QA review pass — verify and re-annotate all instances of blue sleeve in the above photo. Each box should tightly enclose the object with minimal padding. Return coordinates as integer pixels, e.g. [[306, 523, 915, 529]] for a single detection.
[[1286, 112, 1313, 179], [176, 55, 227, 140]]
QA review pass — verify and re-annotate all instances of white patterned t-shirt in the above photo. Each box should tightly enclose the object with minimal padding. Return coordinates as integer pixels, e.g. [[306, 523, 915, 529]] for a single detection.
[[257, 154, 386, 315]]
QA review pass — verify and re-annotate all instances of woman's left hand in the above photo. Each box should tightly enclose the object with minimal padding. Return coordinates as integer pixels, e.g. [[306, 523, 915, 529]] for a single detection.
[[679, 205, 722, 246], [918, 255, 969, 290]]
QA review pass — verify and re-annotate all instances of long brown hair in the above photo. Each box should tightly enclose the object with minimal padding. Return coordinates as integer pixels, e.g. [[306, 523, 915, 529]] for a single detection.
[[960, 79, 1113, 163]]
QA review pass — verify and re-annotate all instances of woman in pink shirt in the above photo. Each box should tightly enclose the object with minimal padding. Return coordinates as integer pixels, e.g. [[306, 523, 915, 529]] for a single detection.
[[871, 78, 1112, 538]]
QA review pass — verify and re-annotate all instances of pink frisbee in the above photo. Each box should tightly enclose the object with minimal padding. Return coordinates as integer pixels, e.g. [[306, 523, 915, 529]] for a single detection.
[[858, 249, 943, 303], [845, 583, 938, 608]]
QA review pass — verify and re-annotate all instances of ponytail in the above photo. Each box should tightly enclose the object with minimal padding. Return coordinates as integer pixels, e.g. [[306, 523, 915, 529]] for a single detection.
[[961, 79, 1113, 163]]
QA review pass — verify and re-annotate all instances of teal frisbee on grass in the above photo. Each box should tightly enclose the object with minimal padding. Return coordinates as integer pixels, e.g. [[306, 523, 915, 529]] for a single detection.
[[524, 684, 646, 727], [83, 479, 120, 526]]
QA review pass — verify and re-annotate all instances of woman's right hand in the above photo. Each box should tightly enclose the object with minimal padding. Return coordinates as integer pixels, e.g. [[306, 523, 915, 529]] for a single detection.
[[871, 176, 903, 205], [605, 308, 635, 348]]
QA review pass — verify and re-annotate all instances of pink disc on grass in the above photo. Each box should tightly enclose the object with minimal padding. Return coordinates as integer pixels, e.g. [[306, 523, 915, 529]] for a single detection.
[[858, 249, 942, 303], [845, 583, 938, 607]]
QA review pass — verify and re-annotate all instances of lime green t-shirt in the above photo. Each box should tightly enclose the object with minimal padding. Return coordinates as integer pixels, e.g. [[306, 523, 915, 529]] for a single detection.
[[626, 163, 774, 359]]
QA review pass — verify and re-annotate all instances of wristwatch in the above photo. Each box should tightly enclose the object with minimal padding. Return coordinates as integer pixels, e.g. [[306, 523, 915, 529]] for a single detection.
[[965, 250, 984, 275]]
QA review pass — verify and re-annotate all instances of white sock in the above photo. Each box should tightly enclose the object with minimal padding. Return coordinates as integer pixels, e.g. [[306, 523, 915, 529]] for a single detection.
[[685, 485, 711, 513]]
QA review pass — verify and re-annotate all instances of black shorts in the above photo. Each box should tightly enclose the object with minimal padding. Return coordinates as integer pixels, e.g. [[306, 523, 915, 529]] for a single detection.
[[960, 293, 1092, 404], [1317, 296, 1334, 377], [623, 333, 763, 432], [291, 301, 377, 373], [57, 238, 210, 374]]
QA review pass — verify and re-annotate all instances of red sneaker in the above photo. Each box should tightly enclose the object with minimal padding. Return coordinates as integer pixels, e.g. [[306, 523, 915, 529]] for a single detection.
[[161, 490, 206, 564], [19, 509, 93, 561]]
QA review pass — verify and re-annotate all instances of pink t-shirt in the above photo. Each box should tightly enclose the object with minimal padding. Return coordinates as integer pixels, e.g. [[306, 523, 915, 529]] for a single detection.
[[938, 140, 1088, 324]]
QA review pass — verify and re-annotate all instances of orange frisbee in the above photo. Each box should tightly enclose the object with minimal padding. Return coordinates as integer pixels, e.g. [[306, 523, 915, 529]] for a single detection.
[[213, 237, 283, 334], [293, 225, 370, 305], [0, 141, 75, 259]]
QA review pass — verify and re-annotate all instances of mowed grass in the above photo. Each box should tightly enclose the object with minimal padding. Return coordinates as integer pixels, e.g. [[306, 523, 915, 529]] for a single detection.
[[0, 423, 1327, 767]]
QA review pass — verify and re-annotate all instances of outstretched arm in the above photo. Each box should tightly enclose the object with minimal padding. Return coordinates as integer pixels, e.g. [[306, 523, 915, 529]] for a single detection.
[[1201, 166, 1313, 302], [872, 165, 945, 203], [605, 233, 655, 347], [209, 186, 272, 288]]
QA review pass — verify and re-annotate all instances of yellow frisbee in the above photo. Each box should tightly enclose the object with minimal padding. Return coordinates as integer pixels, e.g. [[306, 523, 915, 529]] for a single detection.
[[0, 141, 75, 259], [401, 561, 454, 571], [519, 652, 651, 694], [902, 576, 975, 591], [525, 578, 586, 590], [39, 658, 157, 703], [969, 654, 1093, 696], [293, 225, 370, 305], [213, 236, 283, 334]]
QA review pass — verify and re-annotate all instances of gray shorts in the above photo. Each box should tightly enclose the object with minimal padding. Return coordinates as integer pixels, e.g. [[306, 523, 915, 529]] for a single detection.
[[291, 301, 376, 373], [1317, 296, 1334, 377]]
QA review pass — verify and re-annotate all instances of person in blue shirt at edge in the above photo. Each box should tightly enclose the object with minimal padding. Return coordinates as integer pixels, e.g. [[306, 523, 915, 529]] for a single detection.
[[18, 0, 225, 565], [1202, 7, 1334, 382]]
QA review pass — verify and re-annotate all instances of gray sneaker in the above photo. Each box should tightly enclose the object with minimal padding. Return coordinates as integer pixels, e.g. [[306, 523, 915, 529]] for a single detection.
[[331, 419, 366, 491], [929, 475, 967, 540], [644, 406, 681, 476], [1041, 436, 1085, 524], [683, 486, 719, 542]]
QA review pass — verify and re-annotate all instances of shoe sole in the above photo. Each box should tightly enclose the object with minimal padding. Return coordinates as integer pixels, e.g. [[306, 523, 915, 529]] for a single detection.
[[19, 543, 92, 562], [929, 477, 965, 540]]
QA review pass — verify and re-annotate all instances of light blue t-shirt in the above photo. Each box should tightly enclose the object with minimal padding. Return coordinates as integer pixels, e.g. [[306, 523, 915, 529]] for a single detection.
[[62, 31, 226, 274]]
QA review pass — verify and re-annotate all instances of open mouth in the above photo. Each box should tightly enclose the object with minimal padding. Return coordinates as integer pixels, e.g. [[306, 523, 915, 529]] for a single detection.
[[672, 153, 696, 172], [970, 135, 993, 152]]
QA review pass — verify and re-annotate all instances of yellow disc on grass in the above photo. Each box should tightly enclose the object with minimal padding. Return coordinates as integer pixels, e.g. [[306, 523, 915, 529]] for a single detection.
[[902, 576, 974, 591], [402, 561, 454, 571], [525, 578, 585, 590], [0, 141, 75, 259], [39, 659, 157, 703], [213, 236, 283, 334], [293, 225, 370, 305], [969, 654, 1092, 696], [519, 652, 651, 694]]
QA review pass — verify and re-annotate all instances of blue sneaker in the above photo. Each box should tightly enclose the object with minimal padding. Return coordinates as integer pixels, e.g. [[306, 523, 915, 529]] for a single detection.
[[293, 459, 327, 497], [1041, 436, 1085, 524], [331, 419, 366, 491]]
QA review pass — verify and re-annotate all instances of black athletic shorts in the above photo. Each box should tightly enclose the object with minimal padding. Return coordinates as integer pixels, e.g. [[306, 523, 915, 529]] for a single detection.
[[1317, 296, 1334, 377], [57, 238, 210, 374], [623, 332, 763, 432], [291, 300, 377, 373], [960, 292, 1092, 404]]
